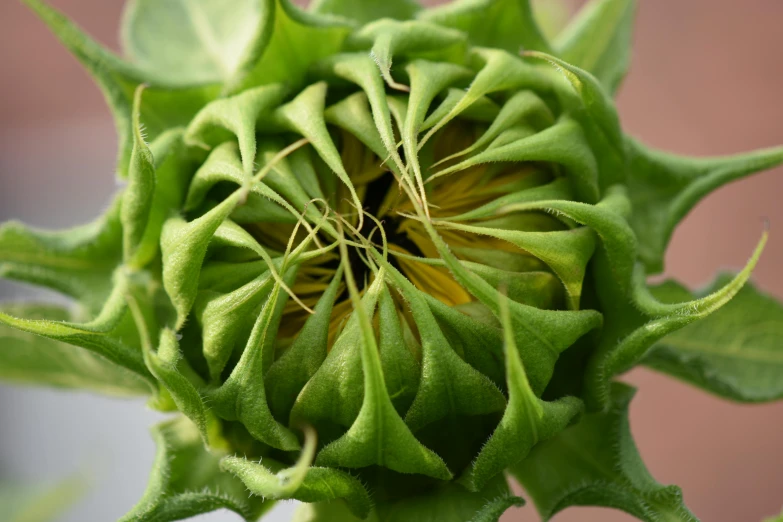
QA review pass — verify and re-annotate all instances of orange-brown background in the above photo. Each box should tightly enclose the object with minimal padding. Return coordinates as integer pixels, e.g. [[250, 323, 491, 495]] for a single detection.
[[0, 1, 781, 521]]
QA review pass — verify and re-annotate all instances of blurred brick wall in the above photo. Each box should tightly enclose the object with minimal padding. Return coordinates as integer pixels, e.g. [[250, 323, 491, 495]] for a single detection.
[[1, 1, 782, 521]]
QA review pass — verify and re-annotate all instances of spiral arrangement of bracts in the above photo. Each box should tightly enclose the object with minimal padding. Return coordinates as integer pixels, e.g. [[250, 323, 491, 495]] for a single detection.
[[2, 1, 783, 521]]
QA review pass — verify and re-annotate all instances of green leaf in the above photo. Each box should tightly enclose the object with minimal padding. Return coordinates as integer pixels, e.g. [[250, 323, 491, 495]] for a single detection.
[[121, 0, 263, 85], [643, 274, 783, 403], [625, 137, 783, 274], [0, 476, 86, 522], [0, 275, 152, 384], [23, 0, 218, 177], [121, 417, 271, 522], [459, 295, 583, 492], [0, 198, 123, 312], [311, 0, 421, 24], [419, 0, 552, 54], [0, 303, 149, 396], [555, 0, 636, 94], [511, 383, 697, 522]]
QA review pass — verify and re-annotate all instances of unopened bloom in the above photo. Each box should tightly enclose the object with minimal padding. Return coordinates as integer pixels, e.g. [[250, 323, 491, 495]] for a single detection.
[[2, 1, 782, 521]]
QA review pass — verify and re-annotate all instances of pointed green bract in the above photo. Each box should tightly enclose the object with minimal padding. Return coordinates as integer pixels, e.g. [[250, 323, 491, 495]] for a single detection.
[[459, 296, 583, 491], [643, 275, 783, 403], [586, 231, 767, 409], [626, 138, 783, 273]]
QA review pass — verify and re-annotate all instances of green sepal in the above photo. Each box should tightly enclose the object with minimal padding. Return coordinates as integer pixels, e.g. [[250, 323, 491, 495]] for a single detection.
[[185, 84, 288, 175], [434, 89, 555, 166], [273, 82, 363, 221], [120, 417, 271, 522], [349, 19, 466, 91], [625, 138, 783, 274], [311, 0, 421, 25], [418, 220, 602, 395], [377, 285, 421, 415], [313, 53, 405, 175], [161, 193, 241, 329], [642, 274, 783, 403], [313, 274, 452, 480], [436, 219, 596, 310], [183, 142, 305, 227], [511, 383, 697, 522], [419, 0, 552, 55], [432, 118, 601, 204], [195, 270, 275, 382], [207, 272, 300, 451], [419, 48, 555, 150], [130, 128, 195, 270], [122, 85, 156, 268], [459, 296, 583, 492], [265, 265, 344, 422], [499, 185, 637, 293], [289, 276, 383, 433], [554, 0, 637, 95], [220, 456, 372, 520], [586, 232, 767, 410], [524, 51, 626, 193], [381, 262, 507, 434], [0, 303, 149, 396], [127, 292, 212, 442]]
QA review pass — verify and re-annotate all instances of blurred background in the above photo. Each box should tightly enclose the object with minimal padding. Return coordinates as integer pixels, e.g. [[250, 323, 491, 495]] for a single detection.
[[1, 0, 782, 521]]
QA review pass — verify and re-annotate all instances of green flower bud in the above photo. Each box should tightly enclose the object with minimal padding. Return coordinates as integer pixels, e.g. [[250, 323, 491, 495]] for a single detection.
[[2, 1, 783, 522]]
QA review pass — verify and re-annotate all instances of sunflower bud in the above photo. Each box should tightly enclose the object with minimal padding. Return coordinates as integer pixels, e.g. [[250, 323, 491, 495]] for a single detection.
[[2, 1, 782, 521]]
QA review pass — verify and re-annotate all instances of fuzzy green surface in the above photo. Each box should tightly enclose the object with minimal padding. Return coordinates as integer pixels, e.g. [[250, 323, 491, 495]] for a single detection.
[[1, 0, 782, 521]]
